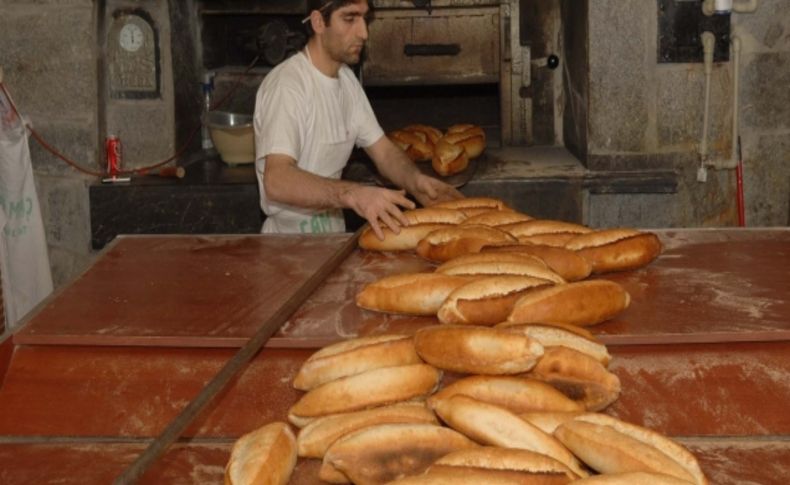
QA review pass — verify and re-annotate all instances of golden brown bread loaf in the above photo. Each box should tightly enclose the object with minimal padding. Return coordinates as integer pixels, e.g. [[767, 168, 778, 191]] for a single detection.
[[428, 375, 584, 414], [524, 346, 621, 411], [416, 225, 518, 262], [389, 129, 434, 162], [403, 124, 443, 145], [321, 423, 478, 484], [432, 137, 469, 176], [432, 197, 509, 216], [518, 411, 585, 434], [554, 413, 708, 485], [460, 209, 533, 227], [481, 244, 593, 282], [565, 229, 662, 274], [503, 279, 631, 327], [355, 273, 476, 316], [502, 322, 612, 365], [436, 260, 566, 284], [224, 421, 297, 485], [430, 395, 588, 478], [293, 334, 422, 391], [388, 466, 573, 484], [288, 364, 442, 427], [296, 401, 437, 458], [414, 325, 544, 375], [436, 251, 550, 274], [433, 447, 579, 482], [358, 207, 468, 251], [573, 472, 698, 484], [437, 276, 555, 326], [441, 124, 486, 159], [501, 220, 593, 248]]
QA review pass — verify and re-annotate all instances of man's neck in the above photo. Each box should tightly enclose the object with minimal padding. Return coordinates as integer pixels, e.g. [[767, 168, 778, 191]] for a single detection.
[[306, 40, 341, 78]]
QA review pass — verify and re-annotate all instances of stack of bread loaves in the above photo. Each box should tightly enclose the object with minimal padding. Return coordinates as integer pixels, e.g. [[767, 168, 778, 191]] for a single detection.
[[226, 327, 708, 484], [388, 124, 486, 176]]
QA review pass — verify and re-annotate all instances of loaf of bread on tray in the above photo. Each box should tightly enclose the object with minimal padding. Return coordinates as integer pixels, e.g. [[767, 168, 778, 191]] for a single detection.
[[413, 325, 544, 375], [460, 209, 532, 227], [554, 413, 708, 484], [358, 207, 467, 251], [565, 228, 662, 274], [293, 334, 421, 391], [432, 137, 469, 176], [355, 272, 477, 315], [501, 219, 593, 247], [573, 471, 700, 485], [320, 423, 478, 484], [288, 363, 442, 427], [502, 279, 631, 327], [432, 197, 509, 217], [416, 224, 518, 262], [503, 322, 612, 366], [430, 394, 588, 478], [481, 243, 593, 281], [431, 447, 579, 482], [224, 421, 296, 485]]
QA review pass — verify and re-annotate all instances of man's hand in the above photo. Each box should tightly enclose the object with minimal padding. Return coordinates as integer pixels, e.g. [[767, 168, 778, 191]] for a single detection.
[[409, 173, 464, 208], [340, 185, 415, 240]]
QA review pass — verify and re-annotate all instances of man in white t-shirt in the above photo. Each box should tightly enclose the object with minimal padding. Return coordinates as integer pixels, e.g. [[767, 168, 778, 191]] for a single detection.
[[254, 0, 462, 240]]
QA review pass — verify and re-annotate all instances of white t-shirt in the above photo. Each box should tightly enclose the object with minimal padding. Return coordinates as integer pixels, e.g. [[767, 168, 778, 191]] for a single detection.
[[253, 49, 384, 234]]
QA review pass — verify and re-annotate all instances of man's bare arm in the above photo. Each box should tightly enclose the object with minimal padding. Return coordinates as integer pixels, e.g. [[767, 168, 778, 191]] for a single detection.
[[263, 153, 415, 239], [364, 135, 463, 207]]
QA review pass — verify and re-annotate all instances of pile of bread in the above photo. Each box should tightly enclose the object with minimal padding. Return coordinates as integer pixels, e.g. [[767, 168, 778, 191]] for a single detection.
[[224, 198, 705, 484], [388, 124, 486, 176]]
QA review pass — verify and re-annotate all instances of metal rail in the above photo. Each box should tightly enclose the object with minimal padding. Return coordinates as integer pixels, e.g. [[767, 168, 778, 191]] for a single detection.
[[114, 229, 362, 484]]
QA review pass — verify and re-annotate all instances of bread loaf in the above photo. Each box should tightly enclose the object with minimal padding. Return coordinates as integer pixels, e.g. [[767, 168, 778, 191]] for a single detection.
[[436, 251, 550, 274], [296, 401, 437, 458], [554, 413, 708, 485], [501, 220, 593, 248], [430, 395, 588, 478], [224, 421, 297, 485], [356, 273, 476, 316], [442, 124, 486, 159], [434, 447, 579, 481], [518, 411, 585, 435], [322, 423, 478, 484], [358, 207, 467, 251], [436, 260, 566, 284], [432, 137, 469, 176], [504, 279, 630, 327], [565, 229, 662, 274], [293, 334, 422, 391], [414, 325, 544, 375], [460, 209, 533, 227], [437, 276, 555, 326], [387, 466, 572, 484], [573, 472, 698, 484], [432, 197, 509, 216], [501, 322, 611, 365], [403, 124, 443, 145], [389, 129, 434, 162], [481, 244, 593, 282], [288, 364, 442, 427], [416, 225, 517, 262], [428, 375, 584, 414], [524, 346, 621, 411]]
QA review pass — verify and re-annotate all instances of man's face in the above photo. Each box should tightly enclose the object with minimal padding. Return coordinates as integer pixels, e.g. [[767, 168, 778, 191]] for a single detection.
[[321, 1, 370, 66]]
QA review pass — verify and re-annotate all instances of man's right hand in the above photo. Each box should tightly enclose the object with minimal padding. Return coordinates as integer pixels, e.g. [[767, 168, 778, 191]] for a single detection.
[[340, 185, 416, 241]]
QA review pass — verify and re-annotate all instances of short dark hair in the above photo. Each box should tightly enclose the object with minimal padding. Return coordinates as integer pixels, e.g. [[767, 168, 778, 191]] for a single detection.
[[304, 0, 363, 37]]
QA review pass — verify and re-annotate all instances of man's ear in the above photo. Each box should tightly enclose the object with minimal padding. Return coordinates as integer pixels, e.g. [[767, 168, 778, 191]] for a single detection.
[[309, 10, 326, 34]]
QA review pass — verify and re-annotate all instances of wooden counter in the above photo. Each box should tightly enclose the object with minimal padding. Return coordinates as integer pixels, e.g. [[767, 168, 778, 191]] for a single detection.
[[1, 228, 789, 483]]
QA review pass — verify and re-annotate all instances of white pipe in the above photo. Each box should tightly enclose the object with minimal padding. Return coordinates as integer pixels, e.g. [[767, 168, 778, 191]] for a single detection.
[[699, 32, 716, 163], [703, 0, 758, 15], [707, 35, 742, 170], [0, 66, 4, 83]]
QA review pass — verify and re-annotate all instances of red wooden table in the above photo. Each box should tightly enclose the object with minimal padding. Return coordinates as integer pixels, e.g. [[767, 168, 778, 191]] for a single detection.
[[1, 229, 789, 484]]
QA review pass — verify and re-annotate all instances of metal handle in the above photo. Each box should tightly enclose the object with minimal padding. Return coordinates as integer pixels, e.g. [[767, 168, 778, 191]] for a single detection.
[[404, 43, 461, 57]]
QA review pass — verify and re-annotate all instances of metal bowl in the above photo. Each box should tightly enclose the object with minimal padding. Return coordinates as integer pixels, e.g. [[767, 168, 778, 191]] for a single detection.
[[203, 111, 255, 165], [203, 111, 253, 130]]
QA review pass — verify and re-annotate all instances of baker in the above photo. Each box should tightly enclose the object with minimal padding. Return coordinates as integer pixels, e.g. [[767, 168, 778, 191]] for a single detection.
[[253, 0, 463, 240]]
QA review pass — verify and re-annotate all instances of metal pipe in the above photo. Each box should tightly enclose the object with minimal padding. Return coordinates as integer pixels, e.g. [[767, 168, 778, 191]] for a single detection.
[[698, 32, 716, 165], [707, 35, 741, 170]]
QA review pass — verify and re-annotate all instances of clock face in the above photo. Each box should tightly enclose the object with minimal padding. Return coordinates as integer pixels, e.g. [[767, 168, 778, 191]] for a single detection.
[[119, 23, 144, 52]]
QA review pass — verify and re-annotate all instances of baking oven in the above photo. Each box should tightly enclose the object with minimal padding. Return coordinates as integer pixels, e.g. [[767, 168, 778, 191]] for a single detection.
[[194, 0, 540, 147]]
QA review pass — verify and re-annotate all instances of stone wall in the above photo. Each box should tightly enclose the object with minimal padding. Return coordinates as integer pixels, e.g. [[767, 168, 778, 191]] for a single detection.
[[580, 0, 789, 228]]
